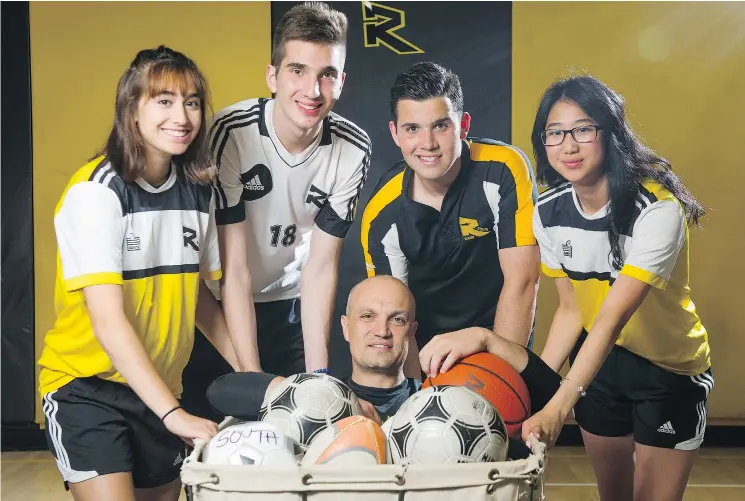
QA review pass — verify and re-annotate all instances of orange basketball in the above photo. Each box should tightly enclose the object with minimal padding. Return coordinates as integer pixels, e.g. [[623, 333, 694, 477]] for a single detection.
[[422, 352, 530, 438]]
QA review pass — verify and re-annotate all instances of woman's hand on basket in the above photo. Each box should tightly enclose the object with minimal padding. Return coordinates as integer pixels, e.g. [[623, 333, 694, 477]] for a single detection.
[[521, 403, 568, 448], [163, 408, 218, 446]]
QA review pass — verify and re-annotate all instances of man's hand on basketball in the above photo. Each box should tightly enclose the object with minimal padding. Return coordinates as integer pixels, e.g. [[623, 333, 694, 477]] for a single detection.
[[419, 327, 491, 377], [521, 403, 567, 448], [163, 408, 218, 446]]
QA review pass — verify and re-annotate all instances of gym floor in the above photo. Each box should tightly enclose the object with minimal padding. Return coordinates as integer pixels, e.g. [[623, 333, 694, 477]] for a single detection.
[[2, 446, 744, 500]]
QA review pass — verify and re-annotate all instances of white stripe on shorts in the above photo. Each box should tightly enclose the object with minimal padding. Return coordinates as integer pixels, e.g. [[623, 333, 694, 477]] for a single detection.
[[43, 390, 99, 483], [675, 372, 714, 450]]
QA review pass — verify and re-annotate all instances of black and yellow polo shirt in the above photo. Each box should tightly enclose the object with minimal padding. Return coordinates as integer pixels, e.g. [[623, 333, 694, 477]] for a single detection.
[[360, 138, 538, 346]]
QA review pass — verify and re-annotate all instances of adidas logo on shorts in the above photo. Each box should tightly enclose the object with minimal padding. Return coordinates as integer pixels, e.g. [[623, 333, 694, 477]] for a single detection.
[[657, 421, 676, 434], [245, 175, 264, 191]]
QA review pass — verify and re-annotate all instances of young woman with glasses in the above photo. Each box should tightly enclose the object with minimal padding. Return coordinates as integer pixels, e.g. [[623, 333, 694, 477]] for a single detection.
[[524, 75, 713, 501]]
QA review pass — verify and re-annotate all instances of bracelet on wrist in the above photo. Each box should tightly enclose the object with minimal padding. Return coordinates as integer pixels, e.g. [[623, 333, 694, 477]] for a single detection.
[[160, 405, 182, 423], [561, 377, 587, 397], [312, 368, 331, 375]]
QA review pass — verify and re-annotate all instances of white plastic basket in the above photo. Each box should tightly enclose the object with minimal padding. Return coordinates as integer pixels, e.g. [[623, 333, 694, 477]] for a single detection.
[[181, 417, 546, 501]]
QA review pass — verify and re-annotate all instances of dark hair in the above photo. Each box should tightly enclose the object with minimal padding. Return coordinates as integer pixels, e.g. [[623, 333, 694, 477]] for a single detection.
[[531, 75, 706, 270], [271, 2, 348, 67], [389, 62, 464, 122], [96, 45, 215, 185]]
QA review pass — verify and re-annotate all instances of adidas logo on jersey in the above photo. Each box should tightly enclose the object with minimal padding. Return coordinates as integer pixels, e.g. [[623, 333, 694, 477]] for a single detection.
[[173, 452, 183, 466], [657, 421, 676, 434], [244, 175, 264, 191]]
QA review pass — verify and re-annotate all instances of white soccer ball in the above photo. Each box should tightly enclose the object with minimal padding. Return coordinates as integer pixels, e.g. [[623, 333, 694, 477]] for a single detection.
[[387, 385, 508, 465], [258, 373, 363, 452], [202, 421, 299, 467]]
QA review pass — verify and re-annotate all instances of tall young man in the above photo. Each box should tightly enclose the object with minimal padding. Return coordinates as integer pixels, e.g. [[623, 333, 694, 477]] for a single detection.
[[182, 2, 371, 420], [360, 62, 540, 374]]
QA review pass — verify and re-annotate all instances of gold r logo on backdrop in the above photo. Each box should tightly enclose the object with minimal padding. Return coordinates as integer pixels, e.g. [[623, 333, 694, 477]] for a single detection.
[[362, 2, 424, 55]]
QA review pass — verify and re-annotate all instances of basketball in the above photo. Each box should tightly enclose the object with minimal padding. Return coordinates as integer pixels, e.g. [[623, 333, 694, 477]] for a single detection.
[[301, 415, 387, 466], [422, 352, 530, 438]]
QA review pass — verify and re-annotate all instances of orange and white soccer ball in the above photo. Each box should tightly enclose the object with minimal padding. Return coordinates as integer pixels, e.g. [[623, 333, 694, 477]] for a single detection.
[[301, 415, 388, 466]]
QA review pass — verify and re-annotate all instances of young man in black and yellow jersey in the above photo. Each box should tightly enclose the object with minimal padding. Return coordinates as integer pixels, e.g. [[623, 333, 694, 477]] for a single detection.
[[359, 62, 541, 375]]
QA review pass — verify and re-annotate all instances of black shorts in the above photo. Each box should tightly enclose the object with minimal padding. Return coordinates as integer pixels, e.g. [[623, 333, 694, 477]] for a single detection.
[[181, 297, 305, 421], [520, 332, 714, 449], [42, 377, 184, 489]]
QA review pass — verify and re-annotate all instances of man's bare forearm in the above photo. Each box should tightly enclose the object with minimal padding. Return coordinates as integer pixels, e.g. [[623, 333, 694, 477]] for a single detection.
[[220, 274, 262, 372], [300, 263, 337, 372], [493, 278, 539, 346]]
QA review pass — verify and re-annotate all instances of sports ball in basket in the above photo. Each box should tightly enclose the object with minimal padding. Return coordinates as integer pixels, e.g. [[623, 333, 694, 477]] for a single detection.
[[387, 385, 508, 465], [423, 352, 530, 439], [202, 421, 299, 467], [259, 373, 363, 451], [301, 415, 388, 466]]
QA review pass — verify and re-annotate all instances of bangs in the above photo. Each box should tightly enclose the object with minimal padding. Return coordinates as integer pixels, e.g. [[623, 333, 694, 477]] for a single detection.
[[143, 62, 204, 100]]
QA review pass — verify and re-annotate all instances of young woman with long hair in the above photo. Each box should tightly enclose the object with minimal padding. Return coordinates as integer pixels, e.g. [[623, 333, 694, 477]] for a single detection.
[[38, 46, 229, 501], [526, 75, 712, 501]]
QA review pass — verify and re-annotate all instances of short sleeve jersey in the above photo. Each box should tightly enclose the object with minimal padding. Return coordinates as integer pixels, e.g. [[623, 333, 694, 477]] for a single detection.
[[533, 180, 710, 376], [360, 139, 538, 346], [37, 157, 222, 398], [208, 98, 371, 302]]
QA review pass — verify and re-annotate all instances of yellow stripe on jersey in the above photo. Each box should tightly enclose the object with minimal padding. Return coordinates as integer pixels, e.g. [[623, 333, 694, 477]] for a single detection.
[[54, 156, 106, 214], [202, 269, 222, 281], [65, 271, 123, 292], [621, 263, 669, 291], [361, 171, 405, 277], [468, 141, 536, 246], [38, 156, 214, 398], [541, 263, 567, 278], [542, 179, 709, 376]]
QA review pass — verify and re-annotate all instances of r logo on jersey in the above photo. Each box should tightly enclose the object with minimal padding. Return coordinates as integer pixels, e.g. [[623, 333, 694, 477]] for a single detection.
[[183, 225, 199, 251], [306, 184, 329, 209], [241, 164, 273, 201], [459, 217, 490, 240]]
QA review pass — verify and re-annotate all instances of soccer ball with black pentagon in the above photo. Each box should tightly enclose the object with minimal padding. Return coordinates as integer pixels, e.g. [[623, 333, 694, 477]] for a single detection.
[[387, 385, 508, 465], [258, 373, 363, 452]]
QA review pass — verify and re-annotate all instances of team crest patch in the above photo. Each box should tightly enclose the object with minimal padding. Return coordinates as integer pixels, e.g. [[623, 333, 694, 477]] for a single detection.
[[459, 217, 490, 240], [241, 164, 273, 201]]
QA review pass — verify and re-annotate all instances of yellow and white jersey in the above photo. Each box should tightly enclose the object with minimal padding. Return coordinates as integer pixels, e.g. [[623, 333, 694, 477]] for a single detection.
[[38, 157, 222, 398], [533, 179, 710, 376]]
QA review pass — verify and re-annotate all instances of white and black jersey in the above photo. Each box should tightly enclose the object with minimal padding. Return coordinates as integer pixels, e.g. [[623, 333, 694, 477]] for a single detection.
[[207, 98, 370, 303], [533, 179, 710, 376]]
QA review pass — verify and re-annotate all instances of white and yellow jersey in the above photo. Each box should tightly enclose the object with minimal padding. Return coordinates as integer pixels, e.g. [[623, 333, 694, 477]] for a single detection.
[[38, 156, 222, 398], [534, 179, 710, 376]]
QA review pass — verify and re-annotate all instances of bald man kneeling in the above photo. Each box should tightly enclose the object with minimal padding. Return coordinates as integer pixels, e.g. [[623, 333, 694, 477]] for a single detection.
[[207, 276, 421, 423]]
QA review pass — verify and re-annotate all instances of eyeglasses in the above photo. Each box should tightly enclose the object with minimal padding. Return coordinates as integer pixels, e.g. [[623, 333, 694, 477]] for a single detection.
[[540, 125, 603, 146]]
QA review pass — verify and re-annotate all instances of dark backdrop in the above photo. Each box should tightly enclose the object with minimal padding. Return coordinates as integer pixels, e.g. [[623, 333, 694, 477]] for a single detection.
[[271, 1, 513, 376], [1, 1, 38, 435]]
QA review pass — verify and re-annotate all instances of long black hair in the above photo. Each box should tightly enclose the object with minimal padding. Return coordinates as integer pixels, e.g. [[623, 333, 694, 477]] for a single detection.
[[531, 75, 706, 270]]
